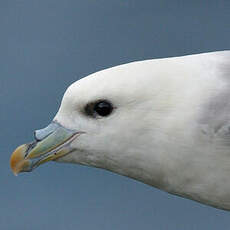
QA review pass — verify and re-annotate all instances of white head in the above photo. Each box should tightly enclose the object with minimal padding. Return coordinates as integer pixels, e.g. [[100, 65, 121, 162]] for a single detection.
[[12, 52, 228, 210], [53, 60, 177, 187]]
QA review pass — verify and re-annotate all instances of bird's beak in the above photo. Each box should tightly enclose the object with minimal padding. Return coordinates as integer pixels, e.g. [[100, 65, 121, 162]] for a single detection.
[[10, 121, 82, 175]]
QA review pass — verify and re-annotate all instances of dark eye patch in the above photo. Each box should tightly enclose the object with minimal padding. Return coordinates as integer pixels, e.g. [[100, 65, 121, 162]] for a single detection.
[[84, 100, 113, 118]]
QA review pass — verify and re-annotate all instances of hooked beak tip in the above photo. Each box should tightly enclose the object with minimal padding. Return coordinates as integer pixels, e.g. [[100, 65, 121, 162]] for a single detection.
[[10, 144, 31, 176]]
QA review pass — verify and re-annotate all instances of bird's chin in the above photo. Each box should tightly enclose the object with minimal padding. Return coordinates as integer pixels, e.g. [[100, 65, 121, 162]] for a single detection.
[[53, 148, 93, 167]]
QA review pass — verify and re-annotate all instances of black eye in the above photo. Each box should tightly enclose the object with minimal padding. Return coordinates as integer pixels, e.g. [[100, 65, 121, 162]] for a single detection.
[[94, 101, 113, 117], [84, 100, 114, 118]]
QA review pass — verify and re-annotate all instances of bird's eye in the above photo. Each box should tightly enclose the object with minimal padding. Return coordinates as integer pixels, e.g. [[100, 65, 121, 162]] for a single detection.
[[94, 101, 113, 117], [84, 100, 113, 118]]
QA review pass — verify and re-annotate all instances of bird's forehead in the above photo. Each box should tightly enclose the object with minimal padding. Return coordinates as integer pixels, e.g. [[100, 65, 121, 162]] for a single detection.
[[63, 62, 155, 105], [63, 77, 120, 105]]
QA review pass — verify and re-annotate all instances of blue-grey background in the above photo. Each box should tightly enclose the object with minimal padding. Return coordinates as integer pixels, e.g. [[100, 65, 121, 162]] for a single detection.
[[1, 0, 230, 229]]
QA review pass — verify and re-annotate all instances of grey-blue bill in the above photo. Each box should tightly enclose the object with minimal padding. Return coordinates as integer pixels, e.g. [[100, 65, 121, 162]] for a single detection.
[[10, 121, 82, 175]]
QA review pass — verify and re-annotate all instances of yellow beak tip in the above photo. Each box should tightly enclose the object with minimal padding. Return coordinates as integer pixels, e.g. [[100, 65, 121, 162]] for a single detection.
[[10, 144, 29, 176]]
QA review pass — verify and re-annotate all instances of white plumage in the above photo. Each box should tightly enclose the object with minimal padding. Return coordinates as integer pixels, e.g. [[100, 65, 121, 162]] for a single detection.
[[11, 50, 230, 210]]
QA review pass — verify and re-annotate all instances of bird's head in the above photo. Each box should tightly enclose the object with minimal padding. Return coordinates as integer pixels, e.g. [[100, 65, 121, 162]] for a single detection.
[[11, 51, 230, 210], [10, 59, 185, 186]]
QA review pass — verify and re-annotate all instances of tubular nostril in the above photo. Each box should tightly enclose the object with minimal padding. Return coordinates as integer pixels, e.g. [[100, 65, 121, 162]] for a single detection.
[[34, 130, 40, 141], [34, 128, 50, 141], [33, 122, 59, 141]]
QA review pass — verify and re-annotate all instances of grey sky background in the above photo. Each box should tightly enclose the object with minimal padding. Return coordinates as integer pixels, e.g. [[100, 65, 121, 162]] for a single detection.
[[1, 0, 230, 229]]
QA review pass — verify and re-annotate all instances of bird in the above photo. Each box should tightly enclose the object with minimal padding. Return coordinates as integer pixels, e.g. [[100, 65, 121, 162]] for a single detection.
[[10, 50, 230, 210]]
